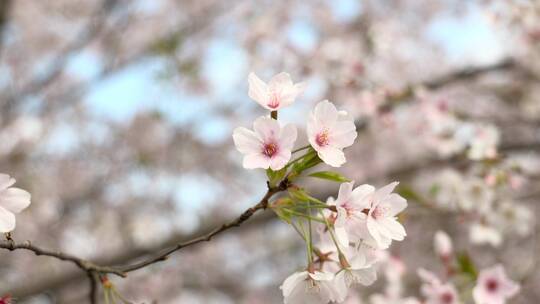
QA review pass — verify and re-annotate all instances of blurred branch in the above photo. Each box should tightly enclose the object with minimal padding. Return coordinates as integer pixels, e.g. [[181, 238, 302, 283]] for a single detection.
[[0, 178, 290, 300], [0, 0, 12, 56]]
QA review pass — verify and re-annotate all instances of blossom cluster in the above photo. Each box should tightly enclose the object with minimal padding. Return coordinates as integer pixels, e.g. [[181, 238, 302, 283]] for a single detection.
[[233, 72, 408, 303]]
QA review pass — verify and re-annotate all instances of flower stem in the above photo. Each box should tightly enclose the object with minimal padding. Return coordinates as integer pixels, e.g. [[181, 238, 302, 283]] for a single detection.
[[271, 111, 278, 120], [318, 209, 344, 256], [292, 145, 311, 154], [306, 201, 314, 264]]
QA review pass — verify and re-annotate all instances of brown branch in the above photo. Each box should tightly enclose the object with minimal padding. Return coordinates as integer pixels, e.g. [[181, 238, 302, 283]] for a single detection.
[[118, 179, 289, 273], [0, 239, 125, 277], [0, 177, 290, 299]]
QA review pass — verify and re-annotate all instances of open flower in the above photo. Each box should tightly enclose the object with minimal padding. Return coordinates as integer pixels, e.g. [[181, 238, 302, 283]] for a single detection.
[[233, 116, 297, 170], [0, 174, 32, 233], [280, 270, 338, 304], [418, 268, 460, 304], [473, 265, 519, 304], [365, 182, 407, 249], [334, 247, 378, 301], [248, 72, 306, 111], [307, 100, 357, 167], [333, 181, 374, 246]]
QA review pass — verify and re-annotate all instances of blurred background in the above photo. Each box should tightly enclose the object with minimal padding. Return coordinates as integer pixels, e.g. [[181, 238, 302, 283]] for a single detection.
[[0, 0, 539, 303]]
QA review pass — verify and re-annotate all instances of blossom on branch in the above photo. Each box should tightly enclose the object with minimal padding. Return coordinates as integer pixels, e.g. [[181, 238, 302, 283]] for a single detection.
[[233, 116, 297, 170], [248, 72, 306, 111], [0, 174, 32, 233], [280, 270, 339, 304], [473, 265, 519, 304], [307, 100, 357, 167]]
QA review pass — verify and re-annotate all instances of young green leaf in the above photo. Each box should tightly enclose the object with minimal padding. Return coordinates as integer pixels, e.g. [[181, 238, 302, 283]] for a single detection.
[[308, 171, 351, 183]]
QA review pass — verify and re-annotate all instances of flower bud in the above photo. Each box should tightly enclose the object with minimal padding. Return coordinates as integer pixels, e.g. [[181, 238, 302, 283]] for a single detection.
[[434, 230, 453, 259]]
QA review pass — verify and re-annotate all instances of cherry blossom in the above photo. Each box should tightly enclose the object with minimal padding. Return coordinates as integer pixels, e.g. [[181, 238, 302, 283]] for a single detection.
[[232, 116, 297, 170], [473, 265, 519, 304], [248, 72, 306, 111], [0, 174, 32, 233], [332, 181, 374, 246], [418, 268, 460, 304], [365, 182, 408, 249], [307, 100, 357, 167], [280, 270, 338, 304], [334, 247, 378, 302]]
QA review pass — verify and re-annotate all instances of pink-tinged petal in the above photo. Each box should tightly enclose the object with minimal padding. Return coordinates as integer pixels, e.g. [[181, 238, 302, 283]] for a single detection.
[[270, 152, 290, 170], [243, 154, 270, 169], [337, 182, 354, 205], [333, 271, 349, 302], [253, 116, 280, 143], [0, 206, 16, 233], [379, 218, 406, 240], [232, 127, 261, 154], [335, 225, 349, 247], [373, 181, 399, 203], [268, 72, 294, 89], [330, 121, 357, 148], [353, 267, 377, 286], [0, 188, 31, 213], [281, 271, 308, 297], [318, 146, 346, 167], [385, 193, 407, 216], [308, 271, 334, 281], [278, 82, 306, 108], [366, 217, 383, 247], [314, 100, 338, 126], [279, 123, 298, 150], [350, 184, 375, 208], [248, 72, 269, 109], [0, 174, 16, 192]]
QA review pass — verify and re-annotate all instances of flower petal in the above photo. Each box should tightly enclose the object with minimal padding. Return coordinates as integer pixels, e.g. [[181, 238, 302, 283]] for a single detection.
[[0, 174, 16, 192], [232, 127, 261, 154], [248, 72, 269, 109], [314, 100, 338, 126], [243, 153, 270, 169], [0, 187, 31, 213], [253, 116, 280, 143], [318, 147, 346, 167], [0, 205, 16, 233], [279, 123, 298, 150]]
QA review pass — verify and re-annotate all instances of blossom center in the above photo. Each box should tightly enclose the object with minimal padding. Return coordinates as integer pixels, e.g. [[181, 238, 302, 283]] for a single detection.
[[440, 292, 454, 304], [262, 142, 279, 158], [371, 205, 389, 219], [486, 279, 499, 293], [268, 92, 280, 109], [315, 130, 330, 147]]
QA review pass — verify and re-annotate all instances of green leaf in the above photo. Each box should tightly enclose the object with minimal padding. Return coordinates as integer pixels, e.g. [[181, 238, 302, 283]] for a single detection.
[[266, 167, 287, 187], [288, 187, 311, 202], [457, 252, 478, 279], [308, 171, 351, 183], [270, 198, 294, 223], [292, 152, 321, 174]]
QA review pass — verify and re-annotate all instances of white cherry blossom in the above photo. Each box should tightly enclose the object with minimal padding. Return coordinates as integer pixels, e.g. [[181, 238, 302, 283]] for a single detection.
[[280, 270, 338, 304], [365, 182, 408, 249], [473, 265, 519, 304], [0, 174, 32, 233], [307, 100, 357, 167], [233, 116, 297, 170], [418, 268, 460, 304], [333, 181, 374, 246], [248, 72, 306, 111], [334, 247, 378, 302]]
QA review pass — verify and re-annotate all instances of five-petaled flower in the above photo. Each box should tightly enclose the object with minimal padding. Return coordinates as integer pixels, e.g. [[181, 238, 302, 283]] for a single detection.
[[233, 116, 297, 170], [332, 181, 373, 246], [473, 265, 519, 304], [0, 174, 31, 233], [307, 100, 357, 167], [248, 72, 306, 111], [280, 270, 339, 304], [365, 182, 407, 249]]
